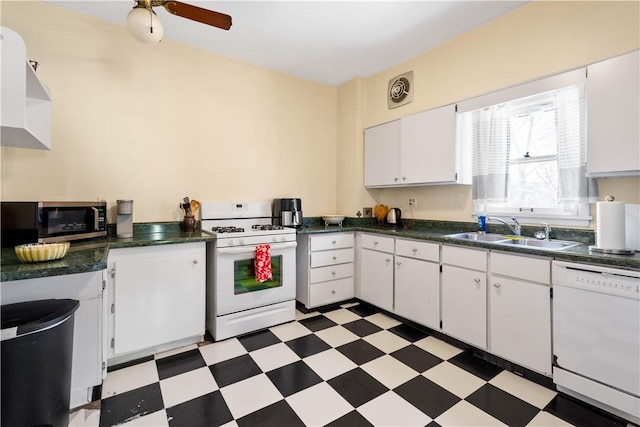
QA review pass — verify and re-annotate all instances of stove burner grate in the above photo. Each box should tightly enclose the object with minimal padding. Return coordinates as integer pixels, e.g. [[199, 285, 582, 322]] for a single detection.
[[252, 224, 285, 231], [211, 226, 245, 233]]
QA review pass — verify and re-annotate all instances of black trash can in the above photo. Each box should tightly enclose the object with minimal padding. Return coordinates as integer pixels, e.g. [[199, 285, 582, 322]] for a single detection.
[[1, 298, 80, 427]]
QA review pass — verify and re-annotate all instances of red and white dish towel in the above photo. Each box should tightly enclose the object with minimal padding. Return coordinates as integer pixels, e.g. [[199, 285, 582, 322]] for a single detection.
[[255, 244, 272, 282]]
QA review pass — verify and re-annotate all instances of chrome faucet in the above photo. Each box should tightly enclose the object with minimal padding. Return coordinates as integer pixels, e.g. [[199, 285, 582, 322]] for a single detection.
[[487, 216, 521, 236], [534, 223, 551, 240]]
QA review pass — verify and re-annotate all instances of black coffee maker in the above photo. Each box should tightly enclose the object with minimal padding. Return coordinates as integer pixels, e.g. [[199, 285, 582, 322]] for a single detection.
[[273, 198, 303, 227]]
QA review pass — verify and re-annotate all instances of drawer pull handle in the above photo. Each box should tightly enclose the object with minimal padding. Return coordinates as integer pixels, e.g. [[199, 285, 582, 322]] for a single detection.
[[331, 290, 336, 295], [396, 261, 402, 266], [474, 278, 481, 283], [193, 259, 199, 264], [332, 256, 337, 261], [332, 240, 337, 245], [385, 258, 391, 263], [373, 241, 378, 245], [332, 271, 336, 276], [412, 248, 417, 253], [494, 283, 501, 288]]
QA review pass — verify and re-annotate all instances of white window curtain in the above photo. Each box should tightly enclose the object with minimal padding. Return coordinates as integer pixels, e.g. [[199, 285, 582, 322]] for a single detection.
[[471, 104, 510, 212], [470, 83, 598, 216], [556, 84, 598, 206]]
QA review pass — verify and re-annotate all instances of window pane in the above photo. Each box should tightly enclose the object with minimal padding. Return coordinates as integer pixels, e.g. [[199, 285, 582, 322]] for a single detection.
[[509, 107, 557, 160], [505, 160, 558, 208]]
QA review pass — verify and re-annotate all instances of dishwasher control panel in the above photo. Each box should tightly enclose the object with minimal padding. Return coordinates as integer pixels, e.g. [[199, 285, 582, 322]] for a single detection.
[[553, 261, 640, 299]]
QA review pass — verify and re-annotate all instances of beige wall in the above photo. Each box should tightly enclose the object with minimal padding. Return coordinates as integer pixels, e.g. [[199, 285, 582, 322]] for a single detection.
[[1, 1, 338, 222], [337, 0, 640, 227]]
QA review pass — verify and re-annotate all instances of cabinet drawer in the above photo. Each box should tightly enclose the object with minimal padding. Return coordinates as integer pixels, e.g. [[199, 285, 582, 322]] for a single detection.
[[490, 252, 550, 284], [442, 245, 487, 271], [310, 263, 354, 284], [310, 233, 354, 251], [311, 248, 354, 268], [395, 239, 439, 262], [360, 233, 394, 253], [309, 278, 354, 308]]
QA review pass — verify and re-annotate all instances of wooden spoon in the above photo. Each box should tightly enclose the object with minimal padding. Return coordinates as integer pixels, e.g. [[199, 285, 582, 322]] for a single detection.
[[190, 200, 200, 218]]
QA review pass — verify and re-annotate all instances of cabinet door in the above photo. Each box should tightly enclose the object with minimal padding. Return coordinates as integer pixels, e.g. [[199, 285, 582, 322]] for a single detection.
[[587, 50, 640, 176], [441, 265, 486, 349], [489, 276, 551, 375], [394, 256, 440, 329], [364, 120, 401, 187], [359, 248, 394, 311], [111, 244, 205, 356], [401, 105, 457, 184]]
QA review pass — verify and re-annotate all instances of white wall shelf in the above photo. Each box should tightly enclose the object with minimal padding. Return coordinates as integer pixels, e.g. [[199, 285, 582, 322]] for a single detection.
[[1, 26, 52, 150]]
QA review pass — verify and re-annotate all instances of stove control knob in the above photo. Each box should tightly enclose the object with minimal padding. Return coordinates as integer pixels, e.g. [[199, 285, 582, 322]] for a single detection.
[[229, 239, 236, 246], [273, 237, 278, 243], [239, 239, 245, 245], [280, 236, 287, 242]]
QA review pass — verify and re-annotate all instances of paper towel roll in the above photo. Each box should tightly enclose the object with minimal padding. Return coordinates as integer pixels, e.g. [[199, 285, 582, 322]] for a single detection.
[[596, 201, 627, 250]]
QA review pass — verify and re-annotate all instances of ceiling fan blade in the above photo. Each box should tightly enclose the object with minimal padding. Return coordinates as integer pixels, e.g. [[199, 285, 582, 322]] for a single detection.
[[163, 1, 232, 30]]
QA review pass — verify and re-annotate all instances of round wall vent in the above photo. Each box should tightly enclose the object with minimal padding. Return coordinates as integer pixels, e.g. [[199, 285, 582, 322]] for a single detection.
[[387, 71, 414, 109], [389, 77, 410, 103]]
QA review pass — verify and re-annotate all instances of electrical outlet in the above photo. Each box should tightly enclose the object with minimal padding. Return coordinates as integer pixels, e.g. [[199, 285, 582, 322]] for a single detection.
[[363, 207, 373, 218], [408, 198, 417, 207]]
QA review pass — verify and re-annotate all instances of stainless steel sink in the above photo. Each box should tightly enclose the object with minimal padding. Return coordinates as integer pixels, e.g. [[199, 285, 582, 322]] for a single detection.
[[445, 232, 581, 251], [496, 238, 580, 251], [445, 232, 508, 242]]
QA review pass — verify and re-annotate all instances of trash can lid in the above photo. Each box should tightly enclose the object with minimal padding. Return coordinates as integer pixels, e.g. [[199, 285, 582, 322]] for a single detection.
[[1, 299, 79, 340]]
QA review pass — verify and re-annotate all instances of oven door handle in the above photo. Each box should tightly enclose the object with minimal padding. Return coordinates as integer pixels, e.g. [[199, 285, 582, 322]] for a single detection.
[[216, 241, 297, 255]]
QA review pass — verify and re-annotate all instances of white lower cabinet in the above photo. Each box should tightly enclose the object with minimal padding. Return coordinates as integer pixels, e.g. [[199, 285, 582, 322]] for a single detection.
[[358, 234, 440, 327], [394, 239, 440, 329], [296, 232, 354, 309], [354, 232, 553, 377], [441, 245, 487, 349], [360, 246, 394, 311], [106, 242, 205, 364], [359, 234, 395, 312], [488, 252, 552, 375]]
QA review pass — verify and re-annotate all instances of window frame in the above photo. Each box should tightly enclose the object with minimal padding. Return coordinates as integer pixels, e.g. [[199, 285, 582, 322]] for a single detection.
[[458, 68, 593, 227]]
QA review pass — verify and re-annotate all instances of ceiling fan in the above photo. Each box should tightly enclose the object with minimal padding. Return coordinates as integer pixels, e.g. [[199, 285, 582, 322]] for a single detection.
[[127, 0, 232, 44]]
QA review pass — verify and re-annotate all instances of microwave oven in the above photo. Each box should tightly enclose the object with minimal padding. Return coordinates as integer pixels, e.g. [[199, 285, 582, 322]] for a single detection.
[[1, 201, 107, 247]]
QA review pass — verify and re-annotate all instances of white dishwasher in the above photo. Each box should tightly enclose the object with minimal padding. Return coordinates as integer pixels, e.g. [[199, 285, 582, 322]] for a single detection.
[[552, 260, 640, 425]]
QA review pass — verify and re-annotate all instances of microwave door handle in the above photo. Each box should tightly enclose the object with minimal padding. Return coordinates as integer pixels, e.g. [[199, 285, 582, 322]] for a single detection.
[[91, 207, 99, 231], [216, 241, 297, 255]]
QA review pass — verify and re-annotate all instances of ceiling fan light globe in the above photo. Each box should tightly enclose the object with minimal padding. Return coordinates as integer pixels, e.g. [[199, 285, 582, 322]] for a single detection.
[[127, 6, 163, 43]]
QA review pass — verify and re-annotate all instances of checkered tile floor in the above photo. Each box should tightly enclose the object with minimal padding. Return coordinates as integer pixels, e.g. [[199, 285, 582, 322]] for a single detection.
[[71, 302, 630, 427]]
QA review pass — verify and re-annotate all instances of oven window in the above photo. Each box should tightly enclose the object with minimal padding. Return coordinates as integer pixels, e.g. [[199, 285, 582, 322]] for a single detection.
[[234, 255, 282, 294]]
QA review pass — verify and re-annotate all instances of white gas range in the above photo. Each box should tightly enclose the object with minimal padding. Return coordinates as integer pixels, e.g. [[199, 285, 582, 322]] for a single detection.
[[201, 201, 297, 341]]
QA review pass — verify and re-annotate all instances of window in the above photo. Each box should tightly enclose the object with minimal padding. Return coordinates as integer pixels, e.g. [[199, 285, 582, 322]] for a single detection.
[[457, 71, 598, 226]]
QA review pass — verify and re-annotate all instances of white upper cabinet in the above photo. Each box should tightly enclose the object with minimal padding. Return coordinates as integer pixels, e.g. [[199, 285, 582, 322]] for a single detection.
[[586, 50, 639, 177], [401, 105, 461, 185], [364, 104, 469, 187], [364, 119, 401, 187], [1, 26, 52, 150]]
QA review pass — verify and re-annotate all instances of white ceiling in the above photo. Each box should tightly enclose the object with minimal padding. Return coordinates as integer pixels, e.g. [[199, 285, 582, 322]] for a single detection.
[[45, 0, 527, 86]]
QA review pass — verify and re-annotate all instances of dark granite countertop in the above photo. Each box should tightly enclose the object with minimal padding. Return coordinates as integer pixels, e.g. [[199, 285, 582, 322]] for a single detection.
[[298, 218, 640, 271], [3, 218, 638, 282], [1, 223, 215, 282]]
